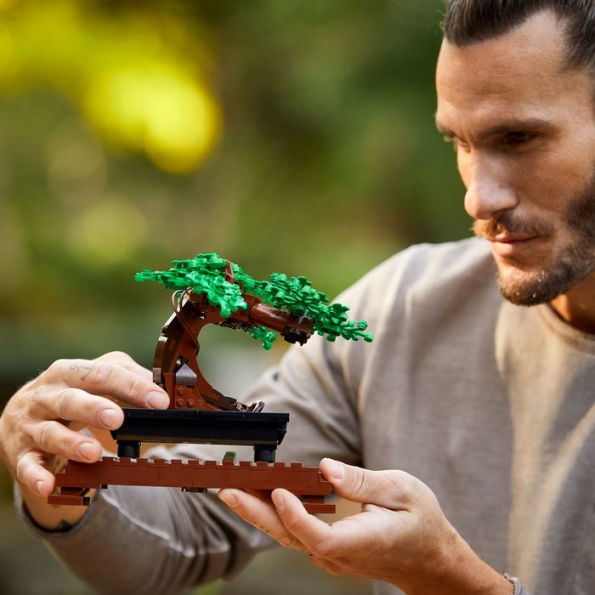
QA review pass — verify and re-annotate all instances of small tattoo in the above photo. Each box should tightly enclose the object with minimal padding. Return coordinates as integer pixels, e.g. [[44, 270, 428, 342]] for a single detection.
[[69, 364, 94, 381], [57, 520, 73, 532]]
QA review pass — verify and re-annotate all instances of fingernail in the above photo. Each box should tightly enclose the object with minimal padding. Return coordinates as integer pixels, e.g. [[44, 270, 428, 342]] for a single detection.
[[78, 442, 95, 460], [324, 458, 345, 480], [273, 490, 286, 512], [218, 490, 237, 508], [99, 408, 116, 427], [35, 480, 44, 496], [147, 391, 169, 409]]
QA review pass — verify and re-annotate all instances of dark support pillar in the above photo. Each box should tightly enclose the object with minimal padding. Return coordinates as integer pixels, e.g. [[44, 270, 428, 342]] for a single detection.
[[253, 445, 276, 462], [117, 441, 141, 459]]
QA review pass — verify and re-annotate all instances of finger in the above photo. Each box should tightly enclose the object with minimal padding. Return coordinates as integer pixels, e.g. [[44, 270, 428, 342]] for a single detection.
[[96, 351, 153, 381], [35, 387, 125, 430], [218, 489, 307, 551], [320, 458, 415, 510], [15, 450, 57, 497], [273, 489, 398, 559], [26, 419, 103, 463], [48, 359, 169, 409], [271, 489, 334, 555]]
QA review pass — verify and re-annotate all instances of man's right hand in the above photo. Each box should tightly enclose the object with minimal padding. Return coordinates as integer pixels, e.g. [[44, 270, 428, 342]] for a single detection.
[[0, 351, 169, 502]]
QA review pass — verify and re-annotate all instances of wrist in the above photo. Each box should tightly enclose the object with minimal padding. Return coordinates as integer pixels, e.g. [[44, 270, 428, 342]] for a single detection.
[[15, 452, 93, 531], [441, 532, 513, 594], [403, 527, 513, 595], [17, 480, 94, 531]]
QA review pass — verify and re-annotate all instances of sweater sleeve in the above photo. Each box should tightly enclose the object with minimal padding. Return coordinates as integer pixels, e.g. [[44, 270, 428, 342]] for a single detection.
[[15, 475, 273, 594]]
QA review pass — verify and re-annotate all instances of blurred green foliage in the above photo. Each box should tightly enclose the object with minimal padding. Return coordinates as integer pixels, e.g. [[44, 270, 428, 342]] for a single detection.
[[0, 0, 467, 383]]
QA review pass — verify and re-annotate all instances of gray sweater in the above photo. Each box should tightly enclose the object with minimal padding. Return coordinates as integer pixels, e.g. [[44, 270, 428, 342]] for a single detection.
[[19, 238, 595, 594]]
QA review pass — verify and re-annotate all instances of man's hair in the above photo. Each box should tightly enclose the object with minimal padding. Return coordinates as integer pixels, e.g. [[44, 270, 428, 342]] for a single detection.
[[442, 1, 595, 73]]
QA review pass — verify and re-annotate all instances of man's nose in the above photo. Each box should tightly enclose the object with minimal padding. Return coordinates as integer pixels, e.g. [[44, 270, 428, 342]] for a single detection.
[[463, 157, 517, 220]]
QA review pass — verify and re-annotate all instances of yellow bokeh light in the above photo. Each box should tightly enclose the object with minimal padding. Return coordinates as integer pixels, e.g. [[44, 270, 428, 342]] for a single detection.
[[0, 0, 224, 173], [82, 63, 222, 173]]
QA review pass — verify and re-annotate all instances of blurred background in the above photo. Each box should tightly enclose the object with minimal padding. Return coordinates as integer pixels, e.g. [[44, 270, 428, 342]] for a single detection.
[[0, 0, 469, 593]]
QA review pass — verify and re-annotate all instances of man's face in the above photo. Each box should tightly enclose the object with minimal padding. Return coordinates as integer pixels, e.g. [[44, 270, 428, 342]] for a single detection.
[[435, 10, 595, 306]]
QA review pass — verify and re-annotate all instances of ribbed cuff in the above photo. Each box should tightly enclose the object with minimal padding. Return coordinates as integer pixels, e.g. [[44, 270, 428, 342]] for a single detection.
[[504, 573, 529, 595]]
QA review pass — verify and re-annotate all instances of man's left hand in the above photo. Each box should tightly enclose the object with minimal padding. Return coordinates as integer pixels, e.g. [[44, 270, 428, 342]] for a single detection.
[[218, 459, 512, 594]]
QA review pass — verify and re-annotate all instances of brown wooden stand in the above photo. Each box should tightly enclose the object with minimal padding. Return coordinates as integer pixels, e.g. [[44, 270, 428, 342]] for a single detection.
[[48, 455, 335, 514]]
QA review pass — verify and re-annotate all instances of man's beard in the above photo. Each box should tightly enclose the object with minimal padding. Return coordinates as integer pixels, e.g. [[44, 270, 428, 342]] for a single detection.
[[472, 170, 595, 306]]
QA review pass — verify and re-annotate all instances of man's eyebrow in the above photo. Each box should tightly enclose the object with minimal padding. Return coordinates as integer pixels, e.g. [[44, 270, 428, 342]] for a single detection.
[[478, 118, 553, 139], [433, 116, 554, 138]]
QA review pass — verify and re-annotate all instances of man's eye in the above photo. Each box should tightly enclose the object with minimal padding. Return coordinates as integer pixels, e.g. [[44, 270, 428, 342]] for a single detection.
[[503, 131, 535, 145], [443, 136, 469, 152]]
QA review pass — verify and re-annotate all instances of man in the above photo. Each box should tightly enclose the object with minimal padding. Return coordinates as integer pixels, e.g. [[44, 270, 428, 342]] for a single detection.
[[0, 1, 593, 593]]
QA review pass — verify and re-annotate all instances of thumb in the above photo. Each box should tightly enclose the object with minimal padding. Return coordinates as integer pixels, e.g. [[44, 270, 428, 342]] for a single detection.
[[320, 458, 415, 510]]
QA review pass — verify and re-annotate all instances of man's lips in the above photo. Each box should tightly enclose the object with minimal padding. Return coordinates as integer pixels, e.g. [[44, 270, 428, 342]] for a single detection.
[[487, 233, 539, 244], [486, 233, 544, 258]]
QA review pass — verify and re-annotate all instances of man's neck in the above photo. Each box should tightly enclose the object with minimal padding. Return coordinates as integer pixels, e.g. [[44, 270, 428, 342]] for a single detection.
[[550, 272, 595, 335]]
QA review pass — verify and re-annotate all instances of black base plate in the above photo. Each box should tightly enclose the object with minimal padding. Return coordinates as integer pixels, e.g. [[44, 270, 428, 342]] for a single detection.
[[112, 409, 289, 447]]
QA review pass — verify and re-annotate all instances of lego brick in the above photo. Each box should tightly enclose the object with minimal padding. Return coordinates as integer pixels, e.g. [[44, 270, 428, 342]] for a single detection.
[[49, 456, 335, 514], [112, 409, 289, 446]]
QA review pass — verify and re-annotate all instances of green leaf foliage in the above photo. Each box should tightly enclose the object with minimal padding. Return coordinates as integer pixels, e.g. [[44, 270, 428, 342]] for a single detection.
[[135, 253, 373, 348]]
